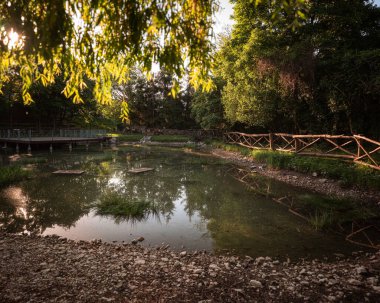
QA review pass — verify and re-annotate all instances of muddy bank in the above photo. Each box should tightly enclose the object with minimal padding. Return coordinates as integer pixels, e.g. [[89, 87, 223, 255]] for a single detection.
[[0, 233, 379, 303], [210, 149, 380, 204]]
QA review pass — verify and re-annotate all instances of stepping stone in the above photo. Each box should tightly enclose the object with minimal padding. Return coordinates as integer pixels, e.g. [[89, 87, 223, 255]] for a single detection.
[[128, 167, 154, 174]]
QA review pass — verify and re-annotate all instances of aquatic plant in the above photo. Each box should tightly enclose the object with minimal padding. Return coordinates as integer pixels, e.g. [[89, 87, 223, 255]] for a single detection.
[[309, 210, 333, 230], [0, 166, 30, 188], [95, 191, 158, 222]]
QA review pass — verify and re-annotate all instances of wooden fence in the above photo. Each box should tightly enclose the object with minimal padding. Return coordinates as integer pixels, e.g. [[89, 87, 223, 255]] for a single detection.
[[224, 132, 380, 170]]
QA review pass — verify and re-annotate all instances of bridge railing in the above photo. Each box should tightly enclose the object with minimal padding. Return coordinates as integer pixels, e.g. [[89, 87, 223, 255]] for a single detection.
[[224, 132, 380, 170], [0, 128, 107, 139]]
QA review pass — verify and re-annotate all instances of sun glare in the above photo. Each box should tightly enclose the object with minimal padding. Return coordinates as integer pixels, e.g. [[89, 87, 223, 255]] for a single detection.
[[2, 28, 23, 49]]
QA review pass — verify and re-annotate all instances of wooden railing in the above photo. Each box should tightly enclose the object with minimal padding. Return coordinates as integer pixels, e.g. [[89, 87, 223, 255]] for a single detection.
[[224, 132, 380, 170], [0, 128, 107, 139]]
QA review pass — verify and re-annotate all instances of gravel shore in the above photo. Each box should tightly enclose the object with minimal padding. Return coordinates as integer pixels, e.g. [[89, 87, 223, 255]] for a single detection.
[[1, 233, 379, 303], [210, 149, 380, 204]]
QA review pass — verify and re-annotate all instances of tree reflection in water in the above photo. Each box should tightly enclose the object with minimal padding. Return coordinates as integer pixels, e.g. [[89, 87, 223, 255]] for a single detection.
[[0, 147, 364, 258]]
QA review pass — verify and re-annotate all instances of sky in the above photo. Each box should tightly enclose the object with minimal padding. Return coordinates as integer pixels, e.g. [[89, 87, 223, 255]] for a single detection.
[[213, 0, 235, 35], [213, 0, 380, 35]]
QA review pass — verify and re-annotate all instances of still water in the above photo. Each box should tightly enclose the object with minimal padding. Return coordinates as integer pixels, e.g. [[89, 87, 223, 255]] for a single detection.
[[0, 146, 361, 259]]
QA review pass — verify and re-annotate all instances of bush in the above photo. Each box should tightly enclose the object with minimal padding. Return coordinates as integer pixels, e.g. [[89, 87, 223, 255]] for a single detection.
[[115, 134, 144, 142]]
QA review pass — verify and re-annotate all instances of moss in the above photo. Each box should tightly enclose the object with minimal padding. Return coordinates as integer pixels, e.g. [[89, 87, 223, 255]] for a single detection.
[[0, 166, 30, 188]]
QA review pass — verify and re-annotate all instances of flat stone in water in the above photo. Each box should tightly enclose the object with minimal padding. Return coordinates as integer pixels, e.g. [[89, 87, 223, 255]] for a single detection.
[[52, 170, 84, 175], [127, 167, 154, 173]]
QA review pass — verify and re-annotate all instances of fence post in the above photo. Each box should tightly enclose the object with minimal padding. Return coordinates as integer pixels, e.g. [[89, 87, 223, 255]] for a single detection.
[[269, 133, 275, 150], [295, 137, 300, 153], [355, 135, 361, 159]]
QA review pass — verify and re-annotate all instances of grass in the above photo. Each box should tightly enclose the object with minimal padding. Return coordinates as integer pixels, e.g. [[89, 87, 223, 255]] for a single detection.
[[309, 210, 333, 230], [113, 134, 144, 142], [252, 150, 380, 190], [95, 191, 158, 221], [150, 135, 192, 142], [0, 166, 30, 188], [210, 140, 380, 191]]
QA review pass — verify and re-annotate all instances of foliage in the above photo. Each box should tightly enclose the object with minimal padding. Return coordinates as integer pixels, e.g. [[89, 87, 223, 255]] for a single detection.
[[0, 0, 217, 114], [0, 68, 120, 129], [113, 69, 196, 128], [216, 0, 380, 137], [0, 166, 29, 188], [191, 77, 226, 129]]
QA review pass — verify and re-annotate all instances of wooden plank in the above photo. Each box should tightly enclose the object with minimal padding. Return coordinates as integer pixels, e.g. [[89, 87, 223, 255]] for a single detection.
[[53, 170, 84, 175], [128, 167, 154, 174]]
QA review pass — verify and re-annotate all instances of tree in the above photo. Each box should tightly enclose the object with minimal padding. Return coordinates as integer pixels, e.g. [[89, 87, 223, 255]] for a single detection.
[[191, 77, 226, 129], [216, 0, 380, 136], [0, 0, 312, 121]]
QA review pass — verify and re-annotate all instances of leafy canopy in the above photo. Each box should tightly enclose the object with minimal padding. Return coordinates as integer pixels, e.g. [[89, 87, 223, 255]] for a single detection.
[[0, 0, 308, 122], [0, 0, 217, 118]]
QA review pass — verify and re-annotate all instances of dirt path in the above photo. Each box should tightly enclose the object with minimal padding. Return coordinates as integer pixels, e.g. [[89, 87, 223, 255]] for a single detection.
[[1, 233, 379, 303]]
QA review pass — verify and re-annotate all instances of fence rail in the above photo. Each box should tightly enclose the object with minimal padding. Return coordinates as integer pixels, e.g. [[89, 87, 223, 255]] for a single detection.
[[224, 132, 380, 170]]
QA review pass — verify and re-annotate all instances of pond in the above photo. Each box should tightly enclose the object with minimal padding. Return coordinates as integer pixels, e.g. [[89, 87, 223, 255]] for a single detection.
[[0, 146, 370, 259]]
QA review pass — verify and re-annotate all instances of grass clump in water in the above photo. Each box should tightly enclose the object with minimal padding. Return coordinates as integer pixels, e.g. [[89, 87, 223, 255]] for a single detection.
[[96, 191, 157, 221], [0, 166, 30, 188], [309, 210, 333, 230]]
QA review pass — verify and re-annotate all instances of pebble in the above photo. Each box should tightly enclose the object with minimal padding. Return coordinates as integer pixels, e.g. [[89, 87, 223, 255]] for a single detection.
[[209, 264, 220, 271], [356, 266, 368, 275], [250, 280, 263, 288], [348, 279, 362, 286], [372, 286, 380, 292]]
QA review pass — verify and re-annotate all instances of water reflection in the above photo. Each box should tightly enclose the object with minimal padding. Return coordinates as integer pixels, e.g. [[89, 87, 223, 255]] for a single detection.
[[0, 146, 366, 258]]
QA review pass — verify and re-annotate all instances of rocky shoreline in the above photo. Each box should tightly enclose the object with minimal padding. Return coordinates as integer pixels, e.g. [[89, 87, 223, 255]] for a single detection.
[[1, 233, 379, 303], [209, 149, 380, 204], [2, 144, 380, 302]]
